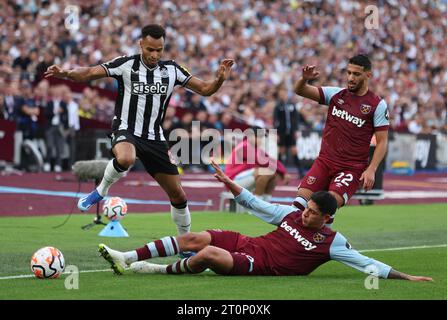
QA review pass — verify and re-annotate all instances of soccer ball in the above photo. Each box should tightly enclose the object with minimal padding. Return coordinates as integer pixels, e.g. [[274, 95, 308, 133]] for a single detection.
[[30, 247, 65, 279], [103, 197, 127, 221]]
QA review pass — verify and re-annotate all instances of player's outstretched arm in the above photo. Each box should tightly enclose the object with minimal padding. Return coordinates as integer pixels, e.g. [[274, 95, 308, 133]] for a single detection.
[[44, 65, 107, 82], [330, 233, 433, 281], [185, 59, 234, 96], [210, 159, 242, 196], [211, 160, 294, 225], [293, 65, 321, 102], [387, 269, 433, 281]]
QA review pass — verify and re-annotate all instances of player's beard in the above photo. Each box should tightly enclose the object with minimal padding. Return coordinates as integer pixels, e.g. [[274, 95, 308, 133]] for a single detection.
[[348, 80, 363, 93]]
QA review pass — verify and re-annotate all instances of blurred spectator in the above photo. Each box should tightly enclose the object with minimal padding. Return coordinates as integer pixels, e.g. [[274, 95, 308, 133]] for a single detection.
[[43, 86, 68, 172], [185, 94, 207, 113], [35, 52, 55, 79], [63, 87, 80, 167], [2, 82, 19, 121], [0, 94, 5, 120], [12, 46, 31, 73], [14, 81, 40, 140], [274, 88, 306, 177], [1, 0, 447, 170]]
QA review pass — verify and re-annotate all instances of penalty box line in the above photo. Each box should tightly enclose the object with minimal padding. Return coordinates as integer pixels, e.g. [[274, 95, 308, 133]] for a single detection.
[[1, 244, 447, 280]]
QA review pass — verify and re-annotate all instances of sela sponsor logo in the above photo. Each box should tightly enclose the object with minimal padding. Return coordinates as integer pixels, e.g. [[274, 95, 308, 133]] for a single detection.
[[331, 105, 366, 127], [132, 81, 168, 95], [280, 220, 317, 251]]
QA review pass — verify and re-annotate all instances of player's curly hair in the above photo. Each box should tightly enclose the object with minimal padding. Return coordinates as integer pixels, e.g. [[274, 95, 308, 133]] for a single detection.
[[141, 24, 166, 39], [311, 191, 338, 216]]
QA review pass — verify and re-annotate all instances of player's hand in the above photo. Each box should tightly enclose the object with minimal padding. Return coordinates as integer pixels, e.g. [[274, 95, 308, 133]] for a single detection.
[[302, 65, 320, 81], [44, 65, 68, 79], [210, 159, 230, 184], [359, 167, 375, 191], [407, 275, 434, 282], [216, 59, 235, 81]]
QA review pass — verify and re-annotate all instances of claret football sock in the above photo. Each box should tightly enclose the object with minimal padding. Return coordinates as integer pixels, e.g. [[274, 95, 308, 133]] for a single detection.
[[166, 257, 196, 274], [133, 236, 180, 261]]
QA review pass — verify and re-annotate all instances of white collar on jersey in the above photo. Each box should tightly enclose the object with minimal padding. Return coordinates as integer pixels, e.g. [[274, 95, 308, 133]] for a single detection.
[[139, 54, 159, 71]]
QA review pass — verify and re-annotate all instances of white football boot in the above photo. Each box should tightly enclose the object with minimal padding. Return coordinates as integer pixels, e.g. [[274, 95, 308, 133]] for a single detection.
[[98, 244, 127, 275]]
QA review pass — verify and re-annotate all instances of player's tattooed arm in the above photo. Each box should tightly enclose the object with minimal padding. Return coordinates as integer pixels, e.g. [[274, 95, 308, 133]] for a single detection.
[[44, 65, 107, 82], [387, 269, 433, 282]]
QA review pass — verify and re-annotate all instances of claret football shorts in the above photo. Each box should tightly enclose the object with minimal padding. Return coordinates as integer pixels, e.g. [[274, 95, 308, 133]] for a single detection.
[[206, 229, 270, 275], [299, 157, 365, 205]]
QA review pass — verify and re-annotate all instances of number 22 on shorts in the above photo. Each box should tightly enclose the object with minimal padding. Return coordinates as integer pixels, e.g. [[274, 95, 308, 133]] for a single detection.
[[334, 172, 353, 186]]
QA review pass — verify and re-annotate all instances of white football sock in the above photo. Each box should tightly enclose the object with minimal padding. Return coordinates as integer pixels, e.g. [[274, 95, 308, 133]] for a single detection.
[[123, 250, 138, 265], [171, 205, 191, 235], [96, 159, 127, 197]]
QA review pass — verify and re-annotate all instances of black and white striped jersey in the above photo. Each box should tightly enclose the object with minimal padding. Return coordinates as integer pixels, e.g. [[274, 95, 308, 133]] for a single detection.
[[101, 54, 192, 141]]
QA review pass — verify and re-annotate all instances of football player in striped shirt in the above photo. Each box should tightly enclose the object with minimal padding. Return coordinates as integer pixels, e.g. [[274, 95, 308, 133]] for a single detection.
[[45, 25, 234, 257]]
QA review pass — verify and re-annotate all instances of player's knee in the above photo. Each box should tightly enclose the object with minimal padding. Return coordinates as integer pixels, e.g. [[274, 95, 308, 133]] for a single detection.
[[179, 232, 208, 251], [169, 188, 187, 204], [329, 191, 344, 208], [115, 155, 135, 169], [199, 247, 222, 265]]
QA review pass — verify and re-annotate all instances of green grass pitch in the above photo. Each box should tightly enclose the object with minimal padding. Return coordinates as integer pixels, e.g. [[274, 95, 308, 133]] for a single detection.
[[0, 203, 446, 300]]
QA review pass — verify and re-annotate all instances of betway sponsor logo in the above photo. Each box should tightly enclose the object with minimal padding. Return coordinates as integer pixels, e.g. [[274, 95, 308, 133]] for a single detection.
[[331, 105, 366, 128], [280, 221, 317, 251]]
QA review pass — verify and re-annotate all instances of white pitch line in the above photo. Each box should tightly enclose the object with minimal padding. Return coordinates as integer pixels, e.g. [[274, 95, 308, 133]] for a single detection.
[[2, 244, 447, 280], [359, 244, 447, 253], [0, 268, 111, 280]]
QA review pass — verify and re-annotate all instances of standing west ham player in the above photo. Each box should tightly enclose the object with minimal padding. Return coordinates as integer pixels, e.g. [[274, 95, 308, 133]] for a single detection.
[[292, 55, 389, 225], [44, 25, 234, 255], [96, 160, 432, 282]]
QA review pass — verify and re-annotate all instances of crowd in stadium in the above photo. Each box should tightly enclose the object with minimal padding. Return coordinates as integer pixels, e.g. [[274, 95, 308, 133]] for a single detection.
[[1, 0, 447, 171]]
